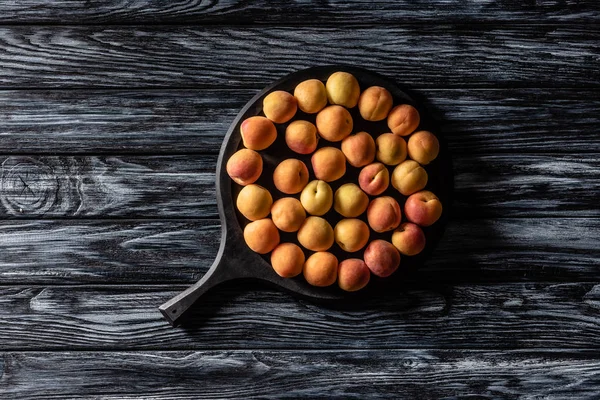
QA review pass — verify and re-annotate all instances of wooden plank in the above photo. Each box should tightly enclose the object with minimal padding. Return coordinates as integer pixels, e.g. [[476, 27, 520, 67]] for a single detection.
[[0, 26, 597, 89], [0, 90, 232, 154], [0, 155, 217, 218], [426, 218, 600, 281], [0, 220, 220, 284], [452, 153, 600, 217], [0, 1, 597, 24], [1, 350, 599, 399], [0, 282, 599, 350], [0, 217, 597, 285], [428, 88, 600, 154], [0, 88, 597, 154], [0, 154, 596, 218]]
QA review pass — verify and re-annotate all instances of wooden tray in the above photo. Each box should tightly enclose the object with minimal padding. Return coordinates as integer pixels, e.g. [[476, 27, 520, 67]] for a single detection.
[[159, 66, 454, 326]]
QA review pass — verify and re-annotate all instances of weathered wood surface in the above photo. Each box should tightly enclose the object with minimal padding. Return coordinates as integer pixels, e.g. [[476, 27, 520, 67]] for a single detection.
[[1, 1, 598, 398], [1, 0, 598, 24], [0, 218, 597, 285], [0, 26, 598, 89], [0, 282, 599, 350], [0, 155, 216, 218], [452, 153, 600, 217], [0, 88, 598, 155], [1, 350, 599, 400], [0, 220, 219, 284], [0, 154, 596, 218]]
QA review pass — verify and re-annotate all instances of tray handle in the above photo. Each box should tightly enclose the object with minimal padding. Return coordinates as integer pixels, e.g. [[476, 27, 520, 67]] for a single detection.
[[159, 259, 230, 327]]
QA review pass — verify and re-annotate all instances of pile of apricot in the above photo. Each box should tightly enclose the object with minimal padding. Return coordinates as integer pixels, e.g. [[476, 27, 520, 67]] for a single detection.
[[227, 71, 442, 292]]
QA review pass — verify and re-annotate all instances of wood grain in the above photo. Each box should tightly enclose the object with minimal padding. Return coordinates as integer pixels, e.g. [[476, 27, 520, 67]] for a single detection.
[[0, 26, 597, 89], [0, 1, 597, 399], [1, 282, 599, 350], [1, 1, 598, 25], [0, 88, 597, 154], [0, 154, 596, 218], [0, 90, 233, 155], [0, 155, 216, 218], [452, 153, 600, 217], [0, 218, 596, 285], [1, 350, 599, 399], [0, 220, 219, 284]]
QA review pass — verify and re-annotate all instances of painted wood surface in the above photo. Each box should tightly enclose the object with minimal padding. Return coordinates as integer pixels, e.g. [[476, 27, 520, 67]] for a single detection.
[[2, 350, 599, 399], [0, 218, 597, 285], [0, 88, 598, 155], [0, 282, 598, 350], [1, 0, 598, 24], [0, 26, 598, 89]]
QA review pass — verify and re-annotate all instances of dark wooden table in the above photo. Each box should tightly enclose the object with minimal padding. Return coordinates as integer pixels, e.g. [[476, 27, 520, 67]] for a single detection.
[[0, 2, 599, 398]]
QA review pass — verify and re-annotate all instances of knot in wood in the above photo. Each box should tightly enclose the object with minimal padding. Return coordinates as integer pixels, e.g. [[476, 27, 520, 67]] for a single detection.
[[1, 157, 58, 216]]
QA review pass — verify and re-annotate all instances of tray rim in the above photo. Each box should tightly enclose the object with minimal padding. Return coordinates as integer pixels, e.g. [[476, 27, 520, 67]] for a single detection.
[[215, 65, 455, 299]]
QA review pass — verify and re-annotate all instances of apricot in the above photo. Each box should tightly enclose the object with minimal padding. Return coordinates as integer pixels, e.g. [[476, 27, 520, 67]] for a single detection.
[[236, 184, 273, 221], [300, 180, 333, 216], [387, 104, 420, 136], [315, 105, 353, 142], [358, 86, 393, 121], [334, 219, 370, 253], [404, 190, 442, 227], [294, 79, 327, 114], [226, 148, 263, 186], [334, 183, 368, 218], [391, 160, 428, 196], [407, 131, 440, 165], [271, 197, 306, 232], [364, 240, 400, 278], [392, 222, 426, 256], [367, 196, 402, 233], [273, 159, 309, 194], [243, 218, 280, 254], [297, 216, 334, 252], [271, 242, 305, 278], [338, 259, 370, 292], [262, 90, 297, 123], [341, 131, 376, 168], [376, 133, 407, 166], [311, 147, 346, 182], [240, 116, 277, 150], [358, 162, 389, 196], [285, 120, 318, 154], [303, 252, 338, 287], [325, 71, 360, 108]]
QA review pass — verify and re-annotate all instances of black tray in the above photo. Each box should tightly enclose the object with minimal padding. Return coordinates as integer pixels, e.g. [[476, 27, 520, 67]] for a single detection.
[[159, 66, 454, 326]]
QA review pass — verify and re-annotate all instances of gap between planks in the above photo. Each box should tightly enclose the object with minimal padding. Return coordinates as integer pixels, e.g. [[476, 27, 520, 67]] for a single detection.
[[1, 281, 596, 288], [0, 86, 598, 91], [0, 215, 596, 221], [3, 348, 600, 353], [0, 21, 597, 27], [1, 84, 598, 91], [0, 150, 596, 156]]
